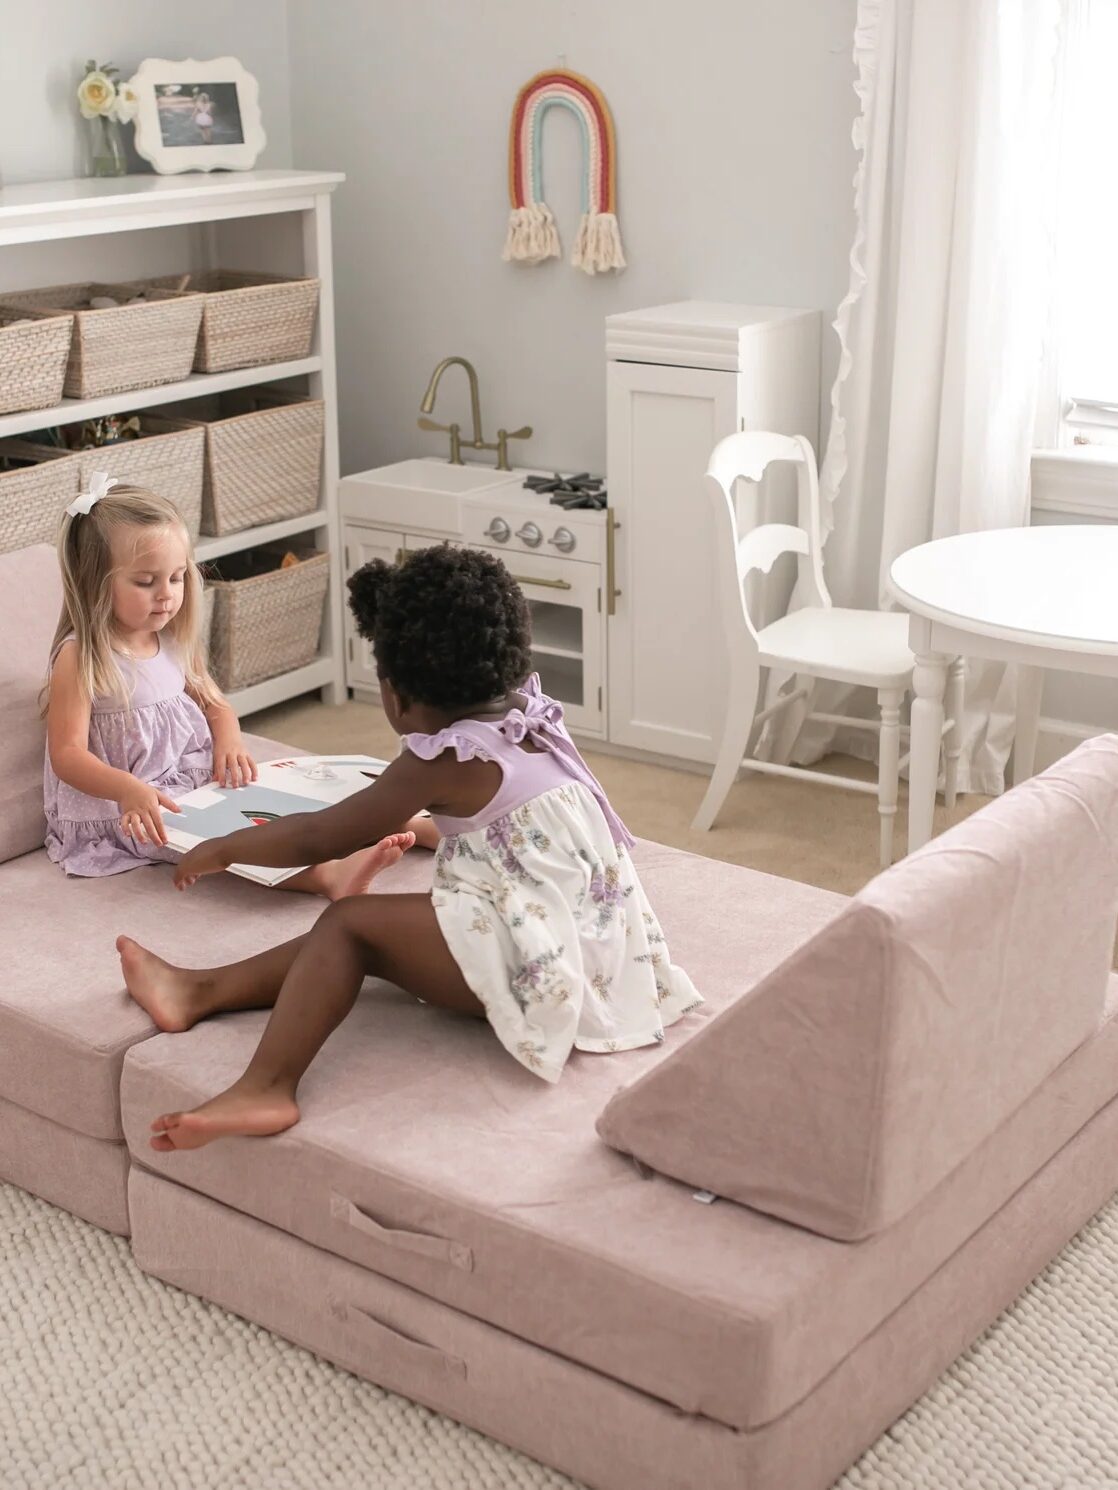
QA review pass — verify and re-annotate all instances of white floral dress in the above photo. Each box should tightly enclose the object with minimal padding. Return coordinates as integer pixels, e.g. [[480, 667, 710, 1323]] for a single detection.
[[406, 677, 702, 1083]]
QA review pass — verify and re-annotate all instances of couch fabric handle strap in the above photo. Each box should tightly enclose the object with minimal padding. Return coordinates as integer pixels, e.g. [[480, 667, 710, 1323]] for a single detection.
[[330, 1192, 474, 1272], [328, 1296, 468, 1382]]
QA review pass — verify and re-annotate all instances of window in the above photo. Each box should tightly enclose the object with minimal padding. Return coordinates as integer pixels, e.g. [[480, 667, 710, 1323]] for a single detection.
[[1052, 0, 1118, 447]]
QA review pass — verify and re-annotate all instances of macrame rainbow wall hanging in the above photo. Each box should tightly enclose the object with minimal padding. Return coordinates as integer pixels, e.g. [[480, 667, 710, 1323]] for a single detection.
[[502, 68, 626, 275]]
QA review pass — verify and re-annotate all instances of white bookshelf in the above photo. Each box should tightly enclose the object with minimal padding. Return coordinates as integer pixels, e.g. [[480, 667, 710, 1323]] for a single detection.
[[0, 355, 322, 442], [195, 508, 328, 563], [0, 170, 347, 715]]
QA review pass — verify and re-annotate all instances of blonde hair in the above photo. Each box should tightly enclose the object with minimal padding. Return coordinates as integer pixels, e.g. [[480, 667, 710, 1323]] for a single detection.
[[42, 483, 221, 714]]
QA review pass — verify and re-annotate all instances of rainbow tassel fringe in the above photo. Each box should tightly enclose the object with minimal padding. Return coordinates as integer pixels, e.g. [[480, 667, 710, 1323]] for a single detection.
[[503, 69, 626, 276]]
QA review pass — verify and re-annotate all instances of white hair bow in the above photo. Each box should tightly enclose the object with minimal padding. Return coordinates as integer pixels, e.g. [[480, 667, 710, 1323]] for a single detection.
[[66, 471, 119, 518]]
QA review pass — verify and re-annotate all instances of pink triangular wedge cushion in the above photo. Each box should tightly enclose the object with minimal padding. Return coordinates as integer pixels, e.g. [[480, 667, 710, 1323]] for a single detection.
[[0, 544, 63, 863], [597, 736, 1118, 1240]]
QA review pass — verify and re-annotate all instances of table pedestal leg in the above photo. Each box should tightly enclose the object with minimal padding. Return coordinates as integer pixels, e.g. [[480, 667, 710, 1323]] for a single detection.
[[1012, 664, 1044, 786], [908, 653, 949, 853], [943, 658, 966, 809]]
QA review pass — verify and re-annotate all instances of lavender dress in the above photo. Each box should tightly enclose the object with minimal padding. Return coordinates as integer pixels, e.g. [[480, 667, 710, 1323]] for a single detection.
[[44, 636, 213, 876], [406, 675, 702, 1083]]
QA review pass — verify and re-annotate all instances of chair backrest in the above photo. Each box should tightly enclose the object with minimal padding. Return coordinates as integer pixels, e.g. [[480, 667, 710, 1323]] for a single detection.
[[705, 430, 829, 644]]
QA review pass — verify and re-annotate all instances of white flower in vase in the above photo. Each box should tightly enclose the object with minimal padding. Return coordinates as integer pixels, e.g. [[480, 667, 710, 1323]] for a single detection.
[[78, 67, 118, 120], [113, 83, 139, 124]]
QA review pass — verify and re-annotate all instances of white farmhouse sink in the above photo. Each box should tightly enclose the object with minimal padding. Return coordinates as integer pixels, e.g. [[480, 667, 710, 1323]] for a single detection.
[[339, 458, 524, 533]]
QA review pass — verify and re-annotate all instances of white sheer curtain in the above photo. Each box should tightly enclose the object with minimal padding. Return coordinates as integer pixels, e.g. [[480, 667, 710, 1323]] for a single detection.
[[801, 0, 1065, 795]]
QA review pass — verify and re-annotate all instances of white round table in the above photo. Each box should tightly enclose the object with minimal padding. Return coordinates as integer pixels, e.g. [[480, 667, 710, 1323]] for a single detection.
[[888, 525, 1118, 851]]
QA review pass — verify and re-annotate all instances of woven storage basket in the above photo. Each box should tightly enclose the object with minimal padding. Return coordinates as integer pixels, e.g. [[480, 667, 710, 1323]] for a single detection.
[[76, 417, 206, 541], [0, 441, 80, 553], [144, 270, 319, 373], [206, 545, 329, 692], [157, 389, 324, 536], [0, 281, 203, 400], [0, 308, 73, 415], [200, 583, 215, 663]]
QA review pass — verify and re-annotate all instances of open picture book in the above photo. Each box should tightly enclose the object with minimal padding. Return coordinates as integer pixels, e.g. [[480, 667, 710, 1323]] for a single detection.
[[161, 755, 396, 886]]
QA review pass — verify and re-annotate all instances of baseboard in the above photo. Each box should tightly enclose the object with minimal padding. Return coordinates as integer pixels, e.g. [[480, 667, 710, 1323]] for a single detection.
[[1035, 716, 1107, 772]]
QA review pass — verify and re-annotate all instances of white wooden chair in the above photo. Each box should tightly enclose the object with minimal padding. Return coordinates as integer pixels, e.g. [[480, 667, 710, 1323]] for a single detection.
[[692, 431, 962, 866]]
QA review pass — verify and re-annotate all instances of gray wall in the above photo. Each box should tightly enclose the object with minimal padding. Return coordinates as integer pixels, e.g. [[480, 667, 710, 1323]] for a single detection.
[[289, 0, 857, 477], [0, 0, 292, 184], [1, 0, 858, 478]]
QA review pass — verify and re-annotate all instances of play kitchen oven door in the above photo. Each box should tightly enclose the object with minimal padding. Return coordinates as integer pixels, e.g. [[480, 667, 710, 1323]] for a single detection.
[[474, 545, 604, 737]]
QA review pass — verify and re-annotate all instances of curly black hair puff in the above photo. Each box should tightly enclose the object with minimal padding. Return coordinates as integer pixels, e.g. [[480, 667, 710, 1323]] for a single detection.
[[346, 543, 533, 709]]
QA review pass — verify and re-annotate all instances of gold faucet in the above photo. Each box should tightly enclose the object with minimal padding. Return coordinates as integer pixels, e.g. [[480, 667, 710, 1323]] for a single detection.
[[418, 356, 532, 471]]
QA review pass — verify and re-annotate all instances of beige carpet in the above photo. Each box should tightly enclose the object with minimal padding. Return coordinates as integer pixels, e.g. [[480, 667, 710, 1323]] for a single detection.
[[6, 698, 1116, 1489]]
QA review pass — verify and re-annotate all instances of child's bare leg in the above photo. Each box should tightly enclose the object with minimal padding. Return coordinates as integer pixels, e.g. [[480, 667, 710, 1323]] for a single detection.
[[121, 821, 433, 1024], [149, 894, 481, 1151], [409, 815, 441, 851], [279, 830, 416, 901], [118, 932, 309, 1032]]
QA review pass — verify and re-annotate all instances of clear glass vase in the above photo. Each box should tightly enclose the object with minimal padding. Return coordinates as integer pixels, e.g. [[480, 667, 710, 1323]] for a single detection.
[[89, 114, 126, 177]]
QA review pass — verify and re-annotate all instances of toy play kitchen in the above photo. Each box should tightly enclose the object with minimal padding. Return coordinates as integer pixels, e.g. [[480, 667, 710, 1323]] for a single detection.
[[339, 301, 820, 759]]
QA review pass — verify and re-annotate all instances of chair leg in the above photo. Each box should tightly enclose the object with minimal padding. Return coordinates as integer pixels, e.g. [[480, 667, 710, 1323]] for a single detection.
[[770, 673, 815, 766], [693, 661, 761, 832], [743, 667, 770, 761], [944, 658, 966, 809], [877, 687, 904, 869]]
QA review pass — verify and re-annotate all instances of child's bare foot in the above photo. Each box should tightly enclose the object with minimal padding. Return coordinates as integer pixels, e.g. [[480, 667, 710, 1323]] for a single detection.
[[291, 831, 416, 901], [117, 935, 210, 1032], [150, 1079, 299, 1151]]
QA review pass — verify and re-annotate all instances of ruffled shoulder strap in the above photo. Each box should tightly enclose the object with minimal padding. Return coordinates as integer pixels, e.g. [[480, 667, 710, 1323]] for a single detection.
[[402, 718, 503, 766]]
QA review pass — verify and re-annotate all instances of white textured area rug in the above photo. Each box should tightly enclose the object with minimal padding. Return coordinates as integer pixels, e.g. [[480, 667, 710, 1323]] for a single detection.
[[4, 1182, 1118, 1490]]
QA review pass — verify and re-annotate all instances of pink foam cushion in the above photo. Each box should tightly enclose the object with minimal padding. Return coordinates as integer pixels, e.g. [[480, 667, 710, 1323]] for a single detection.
[[597, 735, 1118, 1241], [120, 850, 850, 1431], [128, 1073, 1118, 1490], [0, 1092, 130, 1235], [0, 544, 63, 863], [118, 803, 1118, 1435], [0, 732, 431, 1141]]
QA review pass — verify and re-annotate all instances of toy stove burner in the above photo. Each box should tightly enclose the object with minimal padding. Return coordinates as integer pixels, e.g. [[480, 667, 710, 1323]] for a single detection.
[[523, 471, 608, 510]]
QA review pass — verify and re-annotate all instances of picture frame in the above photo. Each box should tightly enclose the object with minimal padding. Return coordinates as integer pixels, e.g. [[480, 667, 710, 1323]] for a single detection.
[[128, 56, 266, 174]]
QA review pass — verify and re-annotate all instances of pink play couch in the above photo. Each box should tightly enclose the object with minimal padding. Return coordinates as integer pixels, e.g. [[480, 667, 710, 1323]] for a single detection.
[[4, 541, 1118, 1490]]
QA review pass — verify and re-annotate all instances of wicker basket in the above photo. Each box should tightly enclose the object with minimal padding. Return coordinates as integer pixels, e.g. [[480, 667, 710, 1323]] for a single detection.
[[0, 308, 73, 415], [0, 441, 80, 554], [154, 389, 324, 536], [206, 545, 329, 692], [0, 281, 204, 400], [143, 270, 319, 373], [76, 416, 206, 541], [200, 583, 215, 663]]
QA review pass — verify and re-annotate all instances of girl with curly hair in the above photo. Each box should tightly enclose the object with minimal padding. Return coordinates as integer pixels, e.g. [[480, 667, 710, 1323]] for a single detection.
[[118, 544, 701, 1148]]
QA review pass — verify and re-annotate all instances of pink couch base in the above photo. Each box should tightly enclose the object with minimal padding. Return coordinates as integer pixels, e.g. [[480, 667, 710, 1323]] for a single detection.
[[1, 1091, 129, 1235], [130, 1077, 1118, 1490], [118, 976, 1118, 1432]]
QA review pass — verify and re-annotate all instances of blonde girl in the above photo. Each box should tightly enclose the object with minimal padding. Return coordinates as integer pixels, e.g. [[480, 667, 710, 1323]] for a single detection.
[[191, 91, 214, 143], [44, 474, 425, 893]]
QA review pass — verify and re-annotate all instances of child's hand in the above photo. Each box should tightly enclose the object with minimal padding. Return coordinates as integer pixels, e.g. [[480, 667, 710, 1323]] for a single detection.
[[119, 782, 181, 847], [212, 742, 258, 788], [174, 839, 229, 890]]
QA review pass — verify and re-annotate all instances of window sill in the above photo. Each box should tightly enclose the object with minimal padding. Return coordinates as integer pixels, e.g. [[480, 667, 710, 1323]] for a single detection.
[[1031, 448, 1118, 519]]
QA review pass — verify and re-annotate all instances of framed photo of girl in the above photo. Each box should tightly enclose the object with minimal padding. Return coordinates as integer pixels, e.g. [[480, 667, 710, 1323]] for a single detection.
[[128, 57, 266, 173]]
